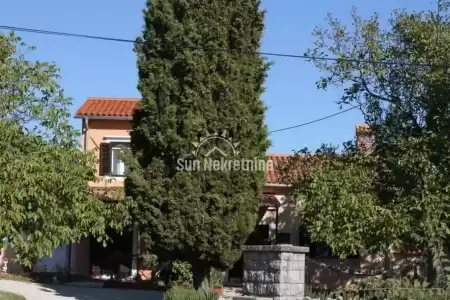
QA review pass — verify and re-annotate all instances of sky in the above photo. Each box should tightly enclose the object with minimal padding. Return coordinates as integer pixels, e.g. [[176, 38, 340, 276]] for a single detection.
[[0, 0, 435, 153]]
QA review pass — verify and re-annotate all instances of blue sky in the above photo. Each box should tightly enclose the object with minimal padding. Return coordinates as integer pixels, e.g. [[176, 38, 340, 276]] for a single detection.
[[0, 0, 433, 153]]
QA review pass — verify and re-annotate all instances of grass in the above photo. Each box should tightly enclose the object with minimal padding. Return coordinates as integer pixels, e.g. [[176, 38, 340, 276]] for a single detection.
[[0, 274, 31, 283], [0, 291, 26, 300]]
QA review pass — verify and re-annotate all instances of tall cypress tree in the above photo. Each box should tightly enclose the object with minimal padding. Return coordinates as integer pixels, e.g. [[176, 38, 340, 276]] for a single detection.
[[127, 0, 270, 289]]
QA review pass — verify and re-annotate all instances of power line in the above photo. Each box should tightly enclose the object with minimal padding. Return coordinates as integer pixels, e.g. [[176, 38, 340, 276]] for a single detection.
[[268, 104, 361, 134], [0, 25, 365, 133], [0, 25, 434, 67]]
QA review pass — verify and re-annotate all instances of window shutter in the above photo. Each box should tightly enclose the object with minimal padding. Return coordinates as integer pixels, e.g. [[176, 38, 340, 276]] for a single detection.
[[99, 143, 111, 176]]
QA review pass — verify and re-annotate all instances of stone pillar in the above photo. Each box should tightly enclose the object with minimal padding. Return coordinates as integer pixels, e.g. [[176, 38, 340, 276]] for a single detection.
[[241, 244, 309, 300]]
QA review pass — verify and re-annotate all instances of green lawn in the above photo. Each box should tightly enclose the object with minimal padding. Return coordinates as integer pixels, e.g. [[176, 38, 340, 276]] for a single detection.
[[0, 291, 25, 300], [0, 274, 32, 282]]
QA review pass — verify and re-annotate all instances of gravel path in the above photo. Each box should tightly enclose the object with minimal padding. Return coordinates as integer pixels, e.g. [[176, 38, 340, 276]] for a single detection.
[[0, 280, 163, 300]]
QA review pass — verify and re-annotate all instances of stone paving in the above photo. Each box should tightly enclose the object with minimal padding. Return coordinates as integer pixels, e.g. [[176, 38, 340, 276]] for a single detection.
[[0, 279, 163, 300]]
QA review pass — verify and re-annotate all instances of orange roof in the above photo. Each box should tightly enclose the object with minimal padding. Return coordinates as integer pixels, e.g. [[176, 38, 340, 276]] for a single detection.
[[75, 98, 301, 185], [266, 154, 293, 184], [75, 97, 139, 118]]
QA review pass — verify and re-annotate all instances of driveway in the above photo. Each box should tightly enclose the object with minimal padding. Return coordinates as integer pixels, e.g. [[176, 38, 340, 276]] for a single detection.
[[0, 280, 163, 300]]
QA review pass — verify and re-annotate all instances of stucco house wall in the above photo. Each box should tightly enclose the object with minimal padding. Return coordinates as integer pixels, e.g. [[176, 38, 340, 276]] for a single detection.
[[260, 185, 299, 246], [82, 118, 132, 188]]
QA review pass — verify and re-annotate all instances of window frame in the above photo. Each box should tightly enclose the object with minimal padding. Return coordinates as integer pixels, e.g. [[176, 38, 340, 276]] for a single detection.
[[100, 136, 131, 179], [110, 144, 129, 177]]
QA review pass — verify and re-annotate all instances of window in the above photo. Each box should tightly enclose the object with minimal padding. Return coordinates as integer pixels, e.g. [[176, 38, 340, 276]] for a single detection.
[[99, 141, 130, 177], [111, 146, 128, 176]]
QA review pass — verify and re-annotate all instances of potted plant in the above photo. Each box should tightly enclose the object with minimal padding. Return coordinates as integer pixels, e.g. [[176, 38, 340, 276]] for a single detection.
[[210, 268, 224, 296], [138, 253, 157, 281]]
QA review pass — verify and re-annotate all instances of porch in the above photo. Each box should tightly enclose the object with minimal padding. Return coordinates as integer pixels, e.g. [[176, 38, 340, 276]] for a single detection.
[[69, 192, 297, 283]]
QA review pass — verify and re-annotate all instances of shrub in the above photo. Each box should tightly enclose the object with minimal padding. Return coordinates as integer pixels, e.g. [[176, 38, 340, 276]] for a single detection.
[[210, 268, 223, 288], [171, 261, 192, 287], [152, 260, 192, 287], [309, 278, 450, 300], [138, 252, 158, 270], [164, 286, 218, 300]]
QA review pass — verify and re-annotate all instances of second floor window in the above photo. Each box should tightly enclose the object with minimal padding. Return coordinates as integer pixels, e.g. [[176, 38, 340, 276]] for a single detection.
[[111, 146, 128, 176], [99, 142, 130, 177]]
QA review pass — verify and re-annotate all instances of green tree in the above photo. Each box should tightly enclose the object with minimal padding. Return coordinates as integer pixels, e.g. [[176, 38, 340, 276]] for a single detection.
[[0, 33, 131, 269], [127, 0, 270, 290], [288, 0, 450, 284], [285, 144, 408, 258]]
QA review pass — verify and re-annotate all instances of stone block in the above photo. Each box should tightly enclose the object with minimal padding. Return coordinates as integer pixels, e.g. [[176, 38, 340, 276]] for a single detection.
[[281, 252, 294, 261], [249, 270, 265, 282], [242, 245, 309, 299], [272, 283, 290, 296], [256, 283, 269, 296], [269, 259, 281, 270], [289, 283, 303, 296], [233, 297, 273, 300], [245, 260, 268, 271], [292, 260, 305, 271], [265, 251, 281, 261], [280, 260, 290, 270], [293, 253, 305, 261], [288, 270, 301, 283], [265, 271, 280, 283], [244, 282, 254, 295]]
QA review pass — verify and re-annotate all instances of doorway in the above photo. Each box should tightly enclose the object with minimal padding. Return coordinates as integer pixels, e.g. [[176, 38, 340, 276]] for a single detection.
[[90, 228, 133, 279]]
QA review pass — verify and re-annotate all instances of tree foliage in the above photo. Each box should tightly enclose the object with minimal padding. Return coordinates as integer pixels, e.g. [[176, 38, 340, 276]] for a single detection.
[[0, 33, 131, 268], [286, 144, 408, 258], [127, 0, 270, 290], [286, 0, 450, 284]]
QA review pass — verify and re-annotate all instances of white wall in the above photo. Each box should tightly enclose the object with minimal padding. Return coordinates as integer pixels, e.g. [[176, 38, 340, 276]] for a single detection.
[[260, 193, 299, 245]]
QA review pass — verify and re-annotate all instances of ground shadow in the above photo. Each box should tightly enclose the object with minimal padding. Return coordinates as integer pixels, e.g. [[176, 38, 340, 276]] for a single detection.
[[37, 283, 163, 300]]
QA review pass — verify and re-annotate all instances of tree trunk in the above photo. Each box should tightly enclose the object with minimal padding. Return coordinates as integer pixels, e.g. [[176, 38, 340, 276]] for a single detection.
[[426, 247, 436, 284], [383, 250, 393, 278], [0, 246, 5, 272], [192, 262, 210, 291]]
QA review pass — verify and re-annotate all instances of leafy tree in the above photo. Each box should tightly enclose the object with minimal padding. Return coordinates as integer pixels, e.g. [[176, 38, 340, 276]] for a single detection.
[[0, 33, 131, 269], [286, 0, 450, 284], [127, 0, 270, 290], [284, 144, 408, 258]]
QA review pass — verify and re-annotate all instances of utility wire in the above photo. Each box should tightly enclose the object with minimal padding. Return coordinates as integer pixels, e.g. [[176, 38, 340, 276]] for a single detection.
[[0, 25, 364, 133], [0, 25, 435, 67], [268, 104, 361, 134]]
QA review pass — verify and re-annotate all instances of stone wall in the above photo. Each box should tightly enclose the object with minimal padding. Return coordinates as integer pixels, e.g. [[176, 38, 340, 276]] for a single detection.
[[242, 244, 309, 300], [305, 253, 425, 290]]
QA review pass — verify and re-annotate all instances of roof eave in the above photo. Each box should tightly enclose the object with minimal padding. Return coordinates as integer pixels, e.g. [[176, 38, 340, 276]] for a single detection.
[[75, 115, 133, 120], [265, 183, 291, 187]]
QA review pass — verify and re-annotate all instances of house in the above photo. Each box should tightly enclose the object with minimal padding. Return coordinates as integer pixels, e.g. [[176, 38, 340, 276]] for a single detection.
[[71, 97, 299, 281], [4, 98, 424, 289]]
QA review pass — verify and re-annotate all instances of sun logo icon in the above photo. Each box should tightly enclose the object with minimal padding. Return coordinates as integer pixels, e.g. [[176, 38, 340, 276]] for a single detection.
[[191, 130, 240, 157]]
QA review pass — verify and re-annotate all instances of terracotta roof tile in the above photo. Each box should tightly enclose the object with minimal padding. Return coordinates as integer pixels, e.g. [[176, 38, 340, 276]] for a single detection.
[[75, 97, 139, 117], [266, 154, 293, 184]]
